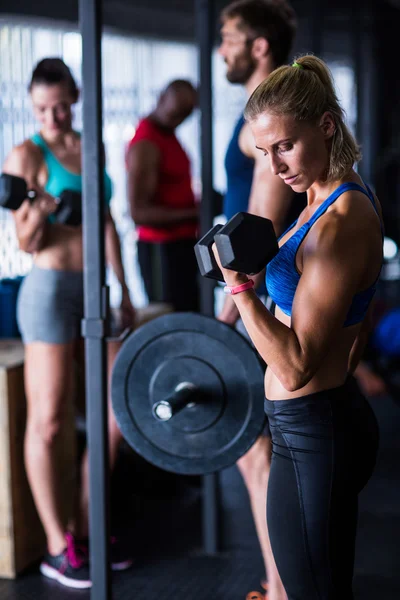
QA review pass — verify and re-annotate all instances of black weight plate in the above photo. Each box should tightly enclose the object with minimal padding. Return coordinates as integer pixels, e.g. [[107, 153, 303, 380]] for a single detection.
[[112, 312, 266, 475]]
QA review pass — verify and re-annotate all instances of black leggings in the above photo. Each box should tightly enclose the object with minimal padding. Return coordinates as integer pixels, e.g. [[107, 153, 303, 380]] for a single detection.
[[137, 238, 199, 312], [264, 377, 379, 600]]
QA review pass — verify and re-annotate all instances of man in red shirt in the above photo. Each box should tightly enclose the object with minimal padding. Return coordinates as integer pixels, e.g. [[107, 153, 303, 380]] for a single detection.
[[127, 80, 199, 311]]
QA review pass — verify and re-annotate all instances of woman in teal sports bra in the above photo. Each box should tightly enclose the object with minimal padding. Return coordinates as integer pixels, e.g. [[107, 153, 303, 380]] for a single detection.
[[213, 55, 383, 599], [2, 58, 135, 588]]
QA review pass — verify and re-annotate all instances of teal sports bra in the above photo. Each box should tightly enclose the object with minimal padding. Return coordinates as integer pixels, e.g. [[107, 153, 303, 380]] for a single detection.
[[31, 132, 113, 223]]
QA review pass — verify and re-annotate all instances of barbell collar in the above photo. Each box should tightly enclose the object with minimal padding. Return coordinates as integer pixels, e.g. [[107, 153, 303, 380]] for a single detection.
[[152, 382, 197, 421]]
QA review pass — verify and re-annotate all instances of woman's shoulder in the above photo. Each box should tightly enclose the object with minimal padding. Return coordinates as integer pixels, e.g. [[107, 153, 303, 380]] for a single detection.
[[310, 185, 380, 253], [3, 139, 44, 179], [337, 180, 381, 224], [12, 138, 43, 159]]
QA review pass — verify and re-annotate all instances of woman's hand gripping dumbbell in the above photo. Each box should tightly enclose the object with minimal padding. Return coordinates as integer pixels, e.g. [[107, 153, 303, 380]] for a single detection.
[[194, 212, 279, 282], [0, 173, 82, 225]]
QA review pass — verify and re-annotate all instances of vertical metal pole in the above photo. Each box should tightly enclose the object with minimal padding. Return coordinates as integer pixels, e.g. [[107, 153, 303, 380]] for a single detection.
[[196, 0, 219, 555], [353, 0, 380, 187], [196, 0, 216, 318], [79, 0, 111, 598], [308, 0, 324, 56]]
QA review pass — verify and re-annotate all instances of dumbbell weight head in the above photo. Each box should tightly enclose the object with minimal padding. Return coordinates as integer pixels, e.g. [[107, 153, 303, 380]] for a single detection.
[[0, 173, 35, 210], [194, 224, 224, 281], [55, 190, 82, 226], [215, 212, 279, 275]]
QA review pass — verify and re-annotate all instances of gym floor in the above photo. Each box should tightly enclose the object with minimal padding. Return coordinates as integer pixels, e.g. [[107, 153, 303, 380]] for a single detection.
[[0, 392, 399, 600]]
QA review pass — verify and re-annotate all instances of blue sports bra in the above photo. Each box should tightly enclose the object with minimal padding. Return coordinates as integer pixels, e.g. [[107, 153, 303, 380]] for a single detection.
[[266, 182, 383, 327]]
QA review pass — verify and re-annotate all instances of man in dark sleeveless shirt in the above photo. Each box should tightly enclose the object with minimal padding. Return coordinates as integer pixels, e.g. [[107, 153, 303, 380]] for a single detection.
[[127, 80, 199, 312], [217, 2, 304, 598]]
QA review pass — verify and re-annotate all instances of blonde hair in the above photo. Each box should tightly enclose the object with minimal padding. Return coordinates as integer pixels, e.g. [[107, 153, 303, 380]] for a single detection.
[[244, 55, 361, 181]]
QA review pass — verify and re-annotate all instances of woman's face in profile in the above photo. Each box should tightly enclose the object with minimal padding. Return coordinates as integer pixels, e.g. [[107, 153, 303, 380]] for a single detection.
[[30, 82, 77, 138]]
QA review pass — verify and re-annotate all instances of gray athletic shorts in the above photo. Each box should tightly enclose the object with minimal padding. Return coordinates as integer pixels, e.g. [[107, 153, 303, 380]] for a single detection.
[[17, 265, 84, 344]]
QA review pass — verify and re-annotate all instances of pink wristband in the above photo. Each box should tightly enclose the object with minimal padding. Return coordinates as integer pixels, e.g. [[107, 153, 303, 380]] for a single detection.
[[223, 279, 254, 295]]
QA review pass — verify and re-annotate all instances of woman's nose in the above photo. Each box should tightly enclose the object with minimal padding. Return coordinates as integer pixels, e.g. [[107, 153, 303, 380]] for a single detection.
[[270, 155, 285, 175]]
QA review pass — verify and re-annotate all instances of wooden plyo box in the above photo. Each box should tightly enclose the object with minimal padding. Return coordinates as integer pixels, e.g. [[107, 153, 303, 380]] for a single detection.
[[0, 340, 76, 578]]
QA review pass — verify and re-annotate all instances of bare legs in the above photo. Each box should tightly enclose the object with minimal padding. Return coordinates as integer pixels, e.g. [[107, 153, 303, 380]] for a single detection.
[[237, 436, 287, 600], [24, 342, 75, 555], [24, 339, 124, 550]]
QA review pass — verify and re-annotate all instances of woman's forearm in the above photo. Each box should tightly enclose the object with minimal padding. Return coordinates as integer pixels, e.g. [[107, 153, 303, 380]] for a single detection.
[[14, 201, 50, 253], [232, 289, 308, 391], [217, 268, 266, 324], [218, 294, 241, 324]]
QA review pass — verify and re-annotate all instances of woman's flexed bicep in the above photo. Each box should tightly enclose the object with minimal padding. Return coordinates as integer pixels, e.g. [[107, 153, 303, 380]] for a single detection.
[[289, 215, 369, 384], [3, 143, 54, 253]]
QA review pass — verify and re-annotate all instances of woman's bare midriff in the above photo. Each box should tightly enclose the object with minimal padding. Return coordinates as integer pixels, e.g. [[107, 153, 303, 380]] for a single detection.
[[33, 224, 83, 272], [264, 306, 361, 400]]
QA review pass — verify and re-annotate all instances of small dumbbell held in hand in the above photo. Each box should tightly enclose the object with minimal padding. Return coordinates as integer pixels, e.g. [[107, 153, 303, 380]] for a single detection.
[[194, 224, 223, 280], [194, 212, 279, 282], [0, 174, 58, 218], [0, 173, 82, 226]]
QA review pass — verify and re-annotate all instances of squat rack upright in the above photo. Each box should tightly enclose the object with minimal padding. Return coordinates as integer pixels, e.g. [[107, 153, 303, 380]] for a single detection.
[[79, 1, 218, 598]]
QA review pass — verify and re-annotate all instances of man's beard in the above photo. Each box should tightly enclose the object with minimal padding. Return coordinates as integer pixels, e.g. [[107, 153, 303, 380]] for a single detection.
[[226, 54, 256, 84]]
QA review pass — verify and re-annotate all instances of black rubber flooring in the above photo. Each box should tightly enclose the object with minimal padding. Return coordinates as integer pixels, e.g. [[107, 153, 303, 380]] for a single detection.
[[0, 392, 399, 600]]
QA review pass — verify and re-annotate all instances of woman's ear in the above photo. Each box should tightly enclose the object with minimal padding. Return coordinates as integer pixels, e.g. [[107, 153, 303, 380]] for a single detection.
[[319, 111, 336, 139]]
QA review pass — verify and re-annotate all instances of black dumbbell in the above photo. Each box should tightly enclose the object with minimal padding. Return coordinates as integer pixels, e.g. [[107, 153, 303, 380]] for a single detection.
[[194, 212, 279, 281], [0, 173, 82, 226], [194, 224, 223, 280]]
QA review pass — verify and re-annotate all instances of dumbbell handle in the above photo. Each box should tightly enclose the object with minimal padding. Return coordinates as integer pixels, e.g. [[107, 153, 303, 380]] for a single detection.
[[152, 382, 198, 421], [26, 188, 61, 206], [26, 189, 37, 201], [19, 188, 42, 203], [29, 188, 81, 226]]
